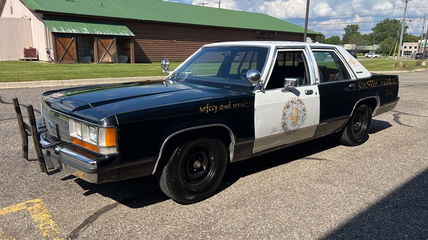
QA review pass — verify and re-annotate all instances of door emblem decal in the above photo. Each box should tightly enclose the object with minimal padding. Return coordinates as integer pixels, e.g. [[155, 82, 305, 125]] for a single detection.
[[281, 98, 306, 133]]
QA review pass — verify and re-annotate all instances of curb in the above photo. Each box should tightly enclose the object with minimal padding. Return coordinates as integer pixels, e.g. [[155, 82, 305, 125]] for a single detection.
[[371, 68, 427, 74], [0, 76, 165, 89]]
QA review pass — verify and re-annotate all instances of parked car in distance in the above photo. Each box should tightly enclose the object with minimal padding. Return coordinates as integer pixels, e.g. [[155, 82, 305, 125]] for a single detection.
[[14, 41, 399, 204], [364, 52, 380, 58], [415, 53, 427, 60], [347, 50, 357, 58]]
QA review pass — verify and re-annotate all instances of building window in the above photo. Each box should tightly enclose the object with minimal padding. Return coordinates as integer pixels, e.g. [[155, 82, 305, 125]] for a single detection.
[[10, 6, 13, 14]]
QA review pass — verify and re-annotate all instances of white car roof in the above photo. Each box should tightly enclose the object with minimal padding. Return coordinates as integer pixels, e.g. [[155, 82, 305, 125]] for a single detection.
[[204, 41, 336, 48], [203, 41, 372, 79]]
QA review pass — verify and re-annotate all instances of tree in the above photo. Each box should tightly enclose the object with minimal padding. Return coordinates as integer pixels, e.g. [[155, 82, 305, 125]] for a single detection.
[[348, 34, 369, 47], [371, 19, 403, 44], [378, 36, 396, 55], [403, 34, 420, 42], [362, 34, 374, 45], [324, 35, 341, 45], [316, 34, 326, 43], [343, 25, 360, 44]]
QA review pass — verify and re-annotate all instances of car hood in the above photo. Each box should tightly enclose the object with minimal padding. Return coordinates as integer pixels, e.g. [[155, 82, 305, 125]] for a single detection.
[[42, 81, 249, 124]]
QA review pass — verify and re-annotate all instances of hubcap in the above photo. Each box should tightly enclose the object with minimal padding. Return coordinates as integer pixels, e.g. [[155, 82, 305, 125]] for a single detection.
[[184, 147, 213, 183], [352, 108, 369, 139]]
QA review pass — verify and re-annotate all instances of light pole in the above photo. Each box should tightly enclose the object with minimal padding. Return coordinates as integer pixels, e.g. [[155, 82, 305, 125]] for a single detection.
[[303, 0, 310, 42]]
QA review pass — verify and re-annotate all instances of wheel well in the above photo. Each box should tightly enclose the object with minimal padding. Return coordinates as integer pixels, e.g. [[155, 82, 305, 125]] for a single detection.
[[153, 126, 234, 174], [354, 97, 378, 115]]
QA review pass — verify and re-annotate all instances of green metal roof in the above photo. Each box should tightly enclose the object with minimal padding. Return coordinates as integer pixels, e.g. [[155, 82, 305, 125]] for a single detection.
[[22, 0, 319, 34], [44, 19, 135, 36]]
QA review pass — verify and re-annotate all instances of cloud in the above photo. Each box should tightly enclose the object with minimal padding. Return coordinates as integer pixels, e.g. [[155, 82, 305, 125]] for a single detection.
[[313, 2, 333, 17], [372, 1, 393, 11], [311, 15, 374, 36], [191, 0, 237, 9], [170, 0, 428, 36], [258, 0, 307, 18]]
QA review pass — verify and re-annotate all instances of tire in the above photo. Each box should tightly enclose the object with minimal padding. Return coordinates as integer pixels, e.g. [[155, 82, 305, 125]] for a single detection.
[[159, 138, 228, 204], [340, 104, 372, 146]]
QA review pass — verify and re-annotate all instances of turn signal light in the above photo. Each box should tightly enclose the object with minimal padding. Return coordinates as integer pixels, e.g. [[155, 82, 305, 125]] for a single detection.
[[71, 137, 99, 152]]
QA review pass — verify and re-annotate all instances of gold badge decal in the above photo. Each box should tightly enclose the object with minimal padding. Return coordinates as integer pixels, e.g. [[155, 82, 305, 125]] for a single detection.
[[281, 98, 307, 133]]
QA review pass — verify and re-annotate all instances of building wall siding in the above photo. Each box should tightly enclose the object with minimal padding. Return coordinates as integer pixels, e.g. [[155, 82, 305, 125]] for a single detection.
[[1, 0, 50, 61], [126, 21, 309, 62], [0, 18, 32, 60], [37, 13, 316, 63]]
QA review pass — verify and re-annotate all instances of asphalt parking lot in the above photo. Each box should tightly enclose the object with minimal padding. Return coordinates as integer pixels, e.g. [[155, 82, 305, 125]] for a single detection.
[[0, 72, 427, 240]]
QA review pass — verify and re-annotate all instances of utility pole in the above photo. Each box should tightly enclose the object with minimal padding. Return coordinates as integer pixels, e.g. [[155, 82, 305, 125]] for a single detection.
[[423, 18, 428, 59], [218, 0, 221, 8], [420, 13, 426, 53], [398, 0, 410, 58], [303, 0, 310, 42]]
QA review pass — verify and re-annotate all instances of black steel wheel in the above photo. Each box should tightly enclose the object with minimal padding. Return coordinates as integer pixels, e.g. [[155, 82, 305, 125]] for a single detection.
[[159, 138, 228, 204], [340, 104, 372, 146]]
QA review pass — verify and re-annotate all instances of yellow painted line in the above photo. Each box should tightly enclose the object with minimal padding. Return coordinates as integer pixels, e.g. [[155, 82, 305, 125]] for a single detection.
[[0, 199, 63, 240]]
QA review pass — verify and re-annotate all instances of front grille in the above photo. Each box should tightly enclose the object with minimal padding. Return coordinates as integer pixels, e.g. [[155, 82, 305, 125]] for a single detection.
[[42, 103, 70, 141]]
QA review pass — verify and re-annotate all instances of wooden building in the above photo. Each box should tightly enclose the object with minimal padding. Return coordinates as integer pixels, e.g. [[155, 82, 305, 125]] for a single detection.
[[0, 0, 319, 63]]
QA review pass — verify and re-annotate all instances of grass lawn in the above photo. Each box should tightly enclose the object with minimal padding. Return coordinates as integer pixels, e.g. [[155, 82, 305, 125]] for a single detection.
[[0, 61, 180, 82], [359, 58, 428, 71], [0, 59, 426, 82]]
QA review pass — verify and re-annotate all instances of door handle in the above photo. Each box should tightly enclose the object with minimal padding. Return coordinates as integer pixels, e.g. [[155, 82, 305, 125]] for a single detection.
[[348, 83, 356, 89], [305, 89, 313, 95]]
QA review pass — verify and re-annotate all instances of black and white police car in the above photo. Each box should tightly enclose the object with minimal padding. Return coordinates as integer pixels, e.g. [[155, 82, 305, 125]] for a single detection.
[[15, 41, 399, 204]]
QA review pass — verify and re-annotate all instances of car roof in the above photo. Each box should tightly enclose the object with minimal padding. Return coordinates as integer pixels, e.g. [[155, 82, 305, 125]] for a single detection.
[[204, 41, 336, 48]]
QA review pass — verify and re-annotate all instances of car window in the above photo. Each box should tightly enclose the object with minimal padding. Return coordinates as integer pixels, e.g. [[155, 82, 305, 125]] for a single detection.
[[229, 50, 263, 77], [313, 51, 350, 82], [185, 51, 225, 76], [266, 50, 309, 90], [173, 46, 268, 87]]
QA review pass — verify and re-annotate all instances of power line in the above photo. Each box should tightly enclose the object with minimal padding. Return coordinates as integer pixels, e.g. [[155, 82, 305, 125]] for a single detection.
[[286, 5, 428, 21], [308, 16, 424, 26]]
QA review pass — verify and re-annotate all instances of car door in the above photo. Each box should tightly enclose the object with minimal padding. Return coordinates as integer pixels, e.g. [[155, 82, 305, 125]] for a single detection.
[[253, 48, 320, 153], [311, 49, 360, 137]]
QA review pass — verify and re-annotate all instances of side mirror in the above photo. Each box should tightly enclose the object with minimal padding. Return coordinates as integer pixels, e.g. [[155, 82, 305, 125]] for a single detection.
[[283, 78, 298, 91], [246, 70, 261, 85], [161, 58, 170, 72]]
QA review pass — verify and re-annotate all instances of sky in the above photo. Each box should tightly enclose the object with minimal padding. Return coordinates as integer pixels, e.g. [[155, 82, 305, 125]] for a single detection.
[[168, 0, 428, 38]]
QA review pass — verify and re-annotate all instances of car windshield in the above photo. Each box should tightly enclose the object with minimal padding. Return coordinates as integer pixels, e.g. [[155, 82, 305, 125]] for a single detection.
[[169, 46, 269, 87]]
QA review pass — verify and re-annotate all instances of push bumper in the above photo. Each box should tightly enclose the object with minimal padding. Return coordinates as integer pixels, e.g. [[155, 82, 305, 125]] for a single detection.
[[13, 98, 119, 183]]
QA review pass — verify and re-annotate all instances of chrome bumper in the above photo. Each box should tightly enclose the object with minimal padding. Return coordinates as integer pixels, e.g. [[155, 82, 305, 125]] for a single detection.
[[40, 134, 98, 173], [13, 98, 116, 183]]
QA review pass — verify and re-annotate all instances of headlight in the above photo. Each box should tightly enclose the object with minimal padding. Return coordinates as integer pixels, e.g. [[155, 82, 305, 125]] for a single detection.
[[75, 122, 82, 137], [69, 119, 117, 154], [88, 126, 98, 143]]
